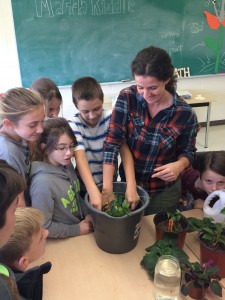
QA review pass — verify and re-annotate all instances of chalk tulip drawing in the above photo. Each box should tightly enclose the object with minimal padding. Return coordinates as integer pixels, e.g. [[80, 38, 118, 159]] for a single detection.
[[204, 0, 225, 73]]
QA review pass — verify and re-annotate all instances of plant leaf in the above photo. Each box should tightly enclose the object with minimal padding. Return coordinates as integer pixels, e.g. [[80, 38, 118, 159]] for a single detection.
[[142, 239, 189, 279], [221, 207, 225, 214], [204, 36, 217, 52], [180, 284, 189, 296], [210, 280, 222, 297], [103, 195, 131, 217]]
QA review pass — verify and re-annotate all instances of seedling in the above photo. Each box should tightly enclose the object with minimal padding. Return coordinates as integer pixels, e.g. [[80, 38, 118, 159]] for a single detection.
[[102, 193, 131, 217]]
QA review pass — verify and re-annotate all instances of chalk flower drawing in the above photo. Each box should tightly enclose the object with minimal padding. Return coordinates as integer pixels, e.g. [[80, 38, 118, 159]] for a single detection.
[[204, 0, 225, 72]]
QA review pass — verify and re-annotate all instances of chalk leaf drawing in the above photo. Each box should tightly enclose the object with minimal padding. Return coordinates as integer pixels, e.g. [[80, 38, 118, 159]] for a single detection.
[[204, 0, 225, 72]]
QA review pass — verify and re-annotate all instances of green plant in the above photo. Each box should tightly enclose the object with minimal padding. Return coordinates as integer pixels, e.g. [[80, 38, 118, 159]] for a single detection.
[[102, 194, 131, 217], [140, 239, 190, 278], [204, 1, 225, 73], [221, 207, 225, 214], [187, 217, 225, 250], [181, 260, 222, 297], [166, 209, 183, 231]]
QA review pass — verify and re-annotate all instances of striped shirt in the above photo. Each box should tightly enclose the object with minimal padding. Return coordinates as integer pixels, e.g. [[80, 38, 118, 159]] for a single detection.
[[103, 85, 199, 193], [68, 110, 112, 190]]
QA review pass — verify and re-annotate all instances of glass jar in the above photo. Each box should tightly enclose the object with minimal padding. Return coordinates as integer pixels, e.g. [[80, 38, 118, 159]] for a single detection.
[[153, 255, 181, 300]]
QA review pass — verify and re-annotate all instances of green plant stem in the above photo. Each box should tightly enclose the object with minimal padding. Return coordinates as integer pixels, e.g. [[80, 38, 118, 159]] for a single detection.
[[215, 25, 223, 73]]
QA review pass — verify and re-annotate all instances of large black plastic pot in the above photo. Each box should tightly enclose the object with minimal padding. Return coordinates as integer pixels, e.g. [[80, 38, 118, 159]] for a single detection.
[[84, 182, 150, 254]]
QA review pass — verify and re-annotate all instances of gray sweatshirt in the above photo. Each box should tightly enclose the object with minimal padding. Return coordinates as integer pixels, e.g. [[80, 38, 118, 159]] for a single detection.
[[0, 134, 30, 179], [30, 161, 87, 238]]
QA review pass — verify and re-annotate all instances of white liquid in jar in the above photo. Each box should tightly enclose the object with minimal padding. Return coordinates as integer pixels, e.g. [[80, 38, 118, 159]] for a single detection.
[[153, 256, 181, 300]]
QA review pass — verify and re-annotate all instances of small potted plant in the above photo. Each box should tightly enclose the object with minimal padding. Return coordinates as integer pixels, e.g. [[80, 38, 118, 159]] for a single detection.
[[181, 260, 222, 299], [153, 209, 189, 248], [140, 239, 190, 278], [187, 215, 225, 277]]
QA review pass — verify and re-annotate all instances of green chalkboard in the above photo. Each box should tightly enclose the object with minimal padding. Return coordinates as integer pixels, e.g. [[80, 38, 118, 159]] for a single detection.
[[11, 0, 225, 87]]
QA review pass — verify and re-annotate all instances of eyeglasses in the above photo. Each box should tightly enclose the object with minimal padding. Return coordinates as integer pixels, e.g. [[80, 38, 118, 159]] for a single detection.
[[54, 144, 75, 152]]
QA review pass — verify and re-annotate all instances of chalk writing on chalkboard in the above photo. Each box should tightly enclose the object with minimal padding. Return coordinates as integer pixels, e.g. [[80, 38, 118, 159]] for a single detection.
[[160, 32, 182, 56], [11, 0, 225, 87], [175, 68, 190, 77], [187, 21, 204, 34], [35, 0, 136, 17]]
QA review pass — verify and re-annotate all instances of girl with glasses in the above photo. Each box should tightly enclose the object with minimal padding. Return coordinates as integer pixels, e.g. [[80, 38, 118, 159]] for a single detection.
[[29, 117, 93, 238]]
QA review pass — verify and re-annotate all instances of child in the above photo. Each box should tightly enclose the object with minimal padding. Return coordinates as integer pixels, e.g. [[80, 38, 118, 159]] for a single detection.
[[68, 76, 139, 210], [0, 207, 51, 300], [29, 117, 93, 238], [0, 207, 48, 272], [0, 273, 20, 300], [0, 160, 26, 247], [180, 151, 225, 210], [0, 88, 45, 206], [0, 160, 26, 300], [30, 77, 62, 118]]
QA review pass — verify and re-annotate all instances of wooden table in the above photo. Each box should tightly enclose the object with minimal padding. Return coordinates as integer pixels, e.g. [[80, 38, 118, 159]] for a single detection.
[[30, 209, 224, 300], [183, 209, 203, 262]]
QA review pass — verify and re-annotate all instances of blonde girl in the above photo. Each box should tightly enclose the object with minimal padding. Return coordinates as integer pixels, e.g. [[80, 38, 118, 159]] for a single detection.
[[0, 88, 45, 206], [30, 77, 62, 118]]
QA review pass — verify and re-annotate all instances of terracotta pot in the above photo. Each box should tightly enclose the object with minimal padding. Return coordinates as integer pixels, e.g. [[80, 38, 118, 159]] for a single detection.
[[184, 274, 208, 300], [188, 286, 206, 300], [199, 231, 225, 277], [153, 211, 189, 248]]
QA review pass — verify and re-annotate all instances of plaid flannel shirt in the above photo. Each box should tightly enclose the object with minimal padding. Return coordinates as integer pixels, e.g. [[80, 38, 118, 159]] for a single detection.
[[103, 85, 199, 193]]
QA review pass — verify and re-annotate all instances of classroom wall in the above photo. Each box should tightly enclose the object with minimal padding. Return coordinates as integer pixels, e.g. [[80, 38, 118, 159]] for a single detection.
[[0, 0, 21, 89], [60, 76, 225, 123], [0, 0, 224, 123]]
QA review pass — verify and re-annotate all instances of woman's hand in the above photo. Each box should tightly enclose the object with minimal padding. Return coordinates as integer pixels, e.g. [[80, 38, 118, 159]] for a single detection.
[[152, 161, 185, 182]]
